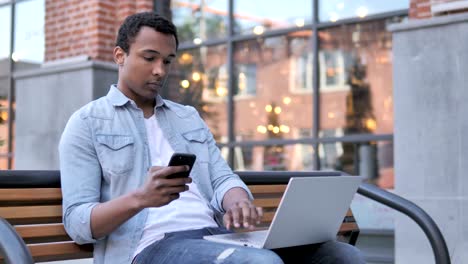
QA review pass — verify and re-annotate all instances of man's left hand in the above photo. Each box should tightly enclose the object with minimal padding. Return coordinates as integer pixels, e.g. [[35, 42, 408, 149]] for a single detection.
[[223, 198, 263, 230]]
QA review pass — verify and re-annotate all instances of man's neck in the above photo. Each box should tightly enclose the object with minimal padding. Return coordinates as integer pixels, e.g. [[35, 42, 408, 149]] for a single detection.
[[135, 99, 155, 118], [142, 106, 155, 118], [116, 83, 156, 118]]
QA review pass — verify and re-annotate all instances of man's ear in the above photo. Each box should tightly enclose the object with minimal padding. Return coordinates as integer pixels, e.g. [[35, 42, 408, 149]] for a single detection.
[[114, 46, 126, 66]]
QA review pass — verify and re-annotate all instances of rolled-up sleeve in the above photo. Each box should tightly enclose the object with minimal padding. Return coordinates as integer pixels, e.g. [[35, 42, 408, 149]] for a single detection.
[[199, 120, 253, 213], [59, 111, 102, 244]]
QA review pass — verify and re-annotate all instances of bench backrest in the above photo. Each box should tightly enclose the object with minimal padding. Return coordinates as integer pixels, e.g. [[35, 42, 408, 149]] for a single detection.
[[0, 171, 359, 262], [0, 187, 92, 262]]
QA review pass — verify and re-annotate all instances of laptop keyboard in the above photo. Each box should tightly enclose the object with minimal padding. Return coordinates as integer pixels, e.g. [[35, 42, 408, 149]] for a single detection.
[[233, 230, 268, 244]]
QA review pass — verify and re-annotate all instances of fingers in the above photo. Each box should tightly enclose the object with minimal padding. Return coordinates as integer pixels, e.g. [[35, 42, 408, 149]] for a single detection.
[[256, 207, 263, 224], [164, 185, 189, 195], [152, 165, 189, 178], [148, 166, 164, 172], [242, 201, 260, 230], [223, 213, 232, 230], [148, 166, 192, 185], [241, 201, 252, 228], [231, 206, 241, 228], [224, 201, 264, 230], [138, 166, 192, 208]]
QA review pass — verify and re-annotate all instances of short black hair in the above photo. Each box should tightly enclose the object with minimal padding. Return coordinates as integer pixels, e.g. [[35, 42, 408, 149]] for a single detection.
[[116, 12, 179, 53]]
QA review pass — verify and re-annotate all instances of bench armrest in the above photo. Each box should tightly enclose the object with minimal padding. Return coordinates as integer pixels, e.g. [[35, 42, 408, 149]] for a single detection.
[[0, 218, 34, 264]]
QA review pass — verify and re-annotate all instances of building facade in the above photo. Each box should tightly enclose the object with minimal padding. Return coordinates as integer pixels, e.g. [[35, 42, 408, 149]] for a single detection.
[[1, 0, 467, 263], [2, 0, 406, 187]]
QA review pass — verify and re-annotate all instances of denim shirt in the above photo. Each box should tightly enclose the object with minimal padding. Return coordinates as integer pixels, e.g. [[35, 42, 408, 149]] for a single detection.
[[59, 85, 252, 264]]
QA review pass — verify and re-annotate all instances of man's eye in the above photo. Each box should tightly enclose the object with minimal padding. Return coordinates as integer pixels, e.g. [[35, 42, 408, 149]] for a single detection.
[[144, 57, 154, 62], [163, 60, 172, 65]]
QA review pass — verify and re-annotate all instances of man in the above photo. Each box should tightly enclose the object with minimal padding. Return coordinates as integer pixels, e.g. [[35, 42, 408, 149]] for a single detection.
[[59, 12, 364, 264]]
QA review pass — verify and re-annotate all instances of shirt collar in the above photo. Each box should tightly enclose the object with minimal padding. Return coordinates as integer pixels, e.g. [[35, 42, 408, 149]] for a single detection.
[[107, 85, 129, 106], [106, 84, 167, 109]]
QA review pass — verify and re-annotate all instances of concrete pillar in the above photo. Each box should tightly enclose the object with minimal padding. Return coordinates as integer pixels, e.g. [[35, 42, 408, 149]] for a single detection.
[[390, 13, 468, 264], [14, 58, 117, 169]]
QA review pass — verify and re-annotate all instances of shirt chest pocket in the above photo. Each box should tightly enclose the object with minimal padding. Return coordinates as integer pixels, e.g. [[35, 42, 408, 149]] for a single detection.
[[182, 128, 209, 162], [95, 134, 135, 175]]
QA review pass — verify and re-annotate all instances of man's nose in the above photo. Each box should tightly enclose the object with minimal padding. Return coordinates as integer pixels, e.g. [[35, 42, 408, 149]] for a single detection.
[[152, 61, 166, 77]]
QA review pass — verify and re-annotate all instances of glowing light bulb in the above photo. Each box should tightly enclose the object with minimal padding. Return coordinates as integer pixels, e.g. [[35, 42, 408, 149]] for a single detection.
[[180, 80, 190, 89]]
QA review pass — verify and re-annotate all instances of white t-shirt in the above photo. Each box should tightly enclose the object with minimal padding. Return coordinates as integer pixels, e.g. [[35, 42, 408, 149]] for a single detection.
[[134, 115, 218, 256]]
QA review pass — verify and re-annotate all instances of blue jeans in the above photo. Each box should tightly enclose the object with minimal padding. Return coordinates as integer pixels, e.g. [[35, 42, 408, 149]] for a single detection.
[[133, 227, 365, 264]]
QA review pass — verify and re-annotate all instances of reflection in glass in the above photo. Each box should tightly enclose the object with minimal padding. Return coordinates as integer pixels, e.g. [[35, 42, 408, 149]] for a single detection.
[[0, 73, 8, 111], [0, 6, 11, 61], [0, 157, 8, 170], [320, 19, 398, 136], [172, 0, 228, 44], [319, 0, 408, 22], [164, 46, 228, 141], [234, 0, 311, 35], [0, 98, 10, 165], [319, 141, 394, 189], [232, 144, 314, 171], [319, 19, 400, 188], [13, 0, 45, 68], [233, 33, 314, 143], [0, 5, 10, 168]]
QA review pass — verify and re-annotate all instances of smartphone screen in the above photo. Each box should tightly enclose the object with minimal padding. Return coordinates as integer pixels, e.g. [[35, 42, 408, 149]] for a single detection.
[[167, 153, 196, 179]]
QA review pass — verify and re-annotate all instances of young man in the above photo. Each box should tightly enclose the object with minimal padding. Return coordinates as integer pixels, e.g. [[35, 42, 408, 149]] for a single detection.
[[59, 12, 364, 264]]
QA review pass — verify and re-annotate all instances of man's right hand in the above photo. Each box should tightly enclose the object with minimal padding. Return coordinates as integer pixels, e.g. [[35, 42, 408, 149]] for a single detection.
[[135, 165, 192, 208], [89, 165, 191, 239]]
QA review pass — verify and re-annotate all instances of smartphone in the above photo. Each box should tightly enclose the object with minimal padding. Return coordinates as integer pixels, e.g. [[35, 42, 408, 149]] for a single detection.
[[167, 153, 196, 179]]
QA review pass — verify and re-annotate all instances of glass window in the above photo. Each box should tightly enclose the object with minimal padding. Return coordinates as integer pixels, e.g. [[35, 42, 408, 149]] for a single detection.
[[319, 0, 409, 22], [0, 5, 11, 62], [234, 64, 256, 97], [320, 19, 398, 138], [319, 140, 394, 189], [320, 50, 353, 90], [172, 0, 228, 44], [13, 0, 45, 69], [375, 140, 393, 189], [0, 4, 11, 97], [165, 45, 228, 142], [292, 51, 313, 92], [290, 47, 353, 94], [234, 0, 312, 35], [0, 76, 9, 121], [232, 144, 315, 171], [233, 34, 314, 141], [0, 5, 10, 169], [289, 34, 313, 93], [0, 156, 8, 169], [0, 98, 10, 169]]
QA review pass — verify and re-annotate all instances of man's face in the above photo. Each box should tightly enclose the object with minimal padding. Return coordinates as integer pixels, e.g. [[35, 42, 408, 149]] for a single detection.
[[114, 26, 177, 104]]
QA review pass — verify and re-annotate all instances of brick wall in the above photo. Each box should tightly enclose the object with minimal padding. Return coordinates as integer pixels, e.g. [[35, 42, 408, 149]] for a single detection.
[[45, 0, 154, 62], [410, 0, 468, 19]]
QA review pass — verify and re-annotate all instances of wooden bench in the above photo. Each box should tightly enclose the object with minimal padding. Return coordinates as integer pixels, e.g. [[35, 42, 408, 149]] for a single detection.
[[0, 170, 359, 263]]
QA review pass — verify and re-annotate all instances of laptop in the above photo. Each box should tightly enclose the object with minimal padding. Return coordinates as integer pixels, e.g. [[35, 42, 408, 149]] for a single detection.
[[203, 175, 363, 249]]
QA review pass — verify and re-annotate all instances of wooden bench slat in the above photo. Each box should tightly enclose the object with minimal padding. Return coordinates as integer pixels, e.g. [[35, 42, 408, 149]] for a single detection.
[[337, 222, 359, 234], [249, 185, 287, 194], [15, 223, 68, 239], [253, 198, 282, 208], [0, 188, 62, 202], [0, 205, 62, 221], [261, 211, 275, 222], [29, 241, 91, 257], [28, 242, 93, 262]]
